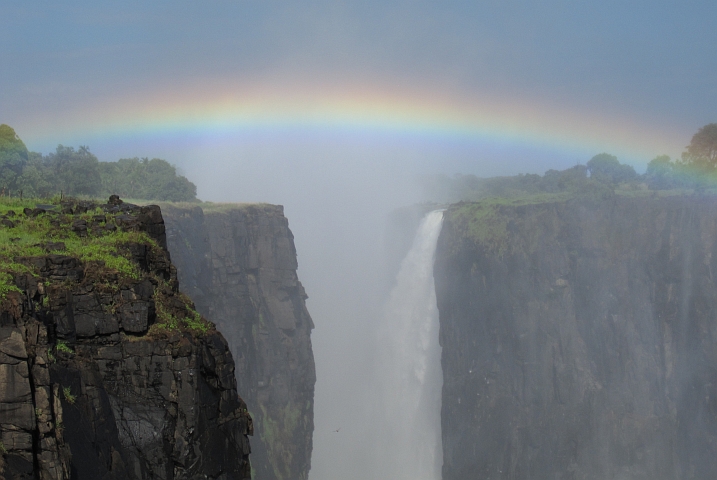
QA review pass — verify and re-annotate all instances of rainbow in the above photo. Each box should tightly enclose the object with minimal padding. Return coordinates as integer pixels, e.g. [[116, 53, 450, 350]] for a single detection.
[[15, 79, 688, 165]]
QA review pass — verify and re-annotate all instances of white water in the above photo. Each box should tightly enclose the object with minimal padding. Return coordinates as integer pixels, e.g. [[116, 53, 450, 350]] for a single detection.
[[373, 210, 445, 480]]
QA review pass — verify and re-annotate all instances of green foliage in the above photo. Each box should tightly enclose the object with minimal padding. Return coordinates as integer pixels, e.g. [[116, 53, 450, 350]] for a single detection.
[[48, 145, 103, 196], [587, 153, 637, 184], [185, 309, 210, 334], [99, 157, 197, 202], [0, 196, 162, 290], [0, 272, 22, 299], [449, 193, 575, 255], [55, 340, 74, 354], [62, 386, 76, 404], [420, 161, 631, 204], [0, 124, 29, 192], [451, 202, 510, 255], [682, 123, 717, 170], [151, 285, 211, 335], [0, 126, 198, 201], [0, 440, 6, 454]]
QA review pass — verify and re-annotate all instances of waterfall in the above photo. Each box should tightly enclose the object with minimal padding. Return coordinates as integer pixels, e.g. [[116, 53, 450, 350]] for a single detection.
[[374, 209, 444, 480]]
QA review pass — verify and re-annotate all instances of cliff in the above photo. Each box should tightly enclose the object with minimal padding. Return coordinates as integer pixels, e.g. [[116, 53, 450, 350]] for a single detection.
[[435, 195, 717, 480], [0, 198, 252, 479], [160, 204, 315, 480]]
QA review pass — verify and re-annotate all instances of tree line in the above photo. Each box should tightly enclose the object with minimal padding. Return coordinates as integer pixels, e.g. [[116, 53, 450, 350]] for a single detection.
[[421, 123, 717, 202], [0, 124, 197, 201]]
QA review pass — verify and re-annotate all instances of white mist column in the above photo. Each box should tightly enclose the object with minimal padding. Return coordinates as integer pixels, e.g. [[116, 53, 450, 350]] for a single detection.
[[375, 210, 444, 480]]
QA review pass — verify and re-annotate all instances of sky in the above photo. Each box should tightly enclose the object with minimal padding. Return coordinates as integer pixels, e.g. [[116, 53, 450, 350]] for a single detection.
[[3, 1, 717, 479]]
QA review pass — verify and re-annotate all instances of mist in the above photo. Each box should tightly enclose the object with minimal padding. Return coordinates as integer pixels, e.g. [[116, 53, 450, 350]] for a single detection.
[[184, 138, 434, 479], [177, 135, 566, 479]]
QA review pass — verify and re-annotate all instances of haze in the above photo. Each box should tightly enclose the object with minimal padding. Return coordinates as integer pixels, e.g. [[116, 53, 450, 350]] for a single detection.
[[2, 2, 716, 479]]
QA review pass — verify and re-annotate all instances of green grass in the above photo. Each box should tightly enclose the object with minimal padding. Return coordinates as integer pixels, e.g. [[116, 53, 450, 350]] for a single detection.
[[0, 196, 163, 297], [55, 340, 74, 354], [149, 284, 212, 335], [448, 192, 572, 256], [62, 386, 76, 404]]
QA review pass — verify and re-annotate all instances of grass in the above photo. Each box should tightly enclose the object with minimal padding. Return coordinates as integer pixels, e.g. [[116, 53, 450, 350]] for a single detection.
[[62, 386, 76, 404], [0, 196, 163, 297], [448, 192, 573, 256], [55, 340, 74, 354], [149, 283, 212, 335], [1, 195, 215, 341]]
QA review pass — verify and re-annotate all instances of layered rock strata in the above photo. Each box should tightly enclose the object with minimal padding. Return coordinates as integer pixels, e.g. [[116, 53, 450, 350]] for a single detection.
[[0, 199, 252, 479], [435, 195, 717, 480], [162, 204, 315, 480]]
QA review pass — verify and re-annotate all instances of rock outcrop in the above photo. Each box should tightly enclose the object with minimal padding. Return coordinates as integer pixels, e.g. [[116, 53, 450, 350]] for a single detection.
[[162, 204, 315, 480], [0, 199, 252, 479], [435, 195, 717, 480]]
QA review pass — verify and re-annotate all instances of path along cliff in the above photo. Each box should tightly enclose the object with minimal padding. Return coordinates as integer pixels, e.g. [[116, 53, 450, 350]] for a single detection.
[[434, 194, 717, 480], [161, 204, 315, 480], [0, 197, 252, 479]]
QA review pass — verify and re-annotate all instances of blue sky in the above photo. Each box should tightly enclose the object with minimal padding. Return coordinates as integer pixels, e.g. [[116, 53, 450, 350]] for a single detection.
[[3, 1, 716, 175]]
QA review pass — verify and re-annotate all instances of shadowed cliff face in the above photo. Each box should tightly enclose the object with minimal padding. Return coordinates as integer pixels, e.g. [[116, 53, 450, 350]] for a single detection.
[[434, 195, 717, 480], [0, 199, 252, 480], [162, 204, 315, 480]]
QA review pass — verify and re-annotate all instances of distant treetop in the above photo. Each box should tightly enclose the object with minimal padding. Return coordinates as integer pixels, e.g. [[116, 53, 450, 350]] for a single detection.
[[682, 123, 717, 171], [0, 125, 198, 201]]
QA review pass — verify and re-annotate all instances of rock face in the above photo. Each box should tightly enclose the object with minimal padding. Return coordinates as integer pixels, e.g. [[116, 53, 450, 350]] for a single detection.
[[435, 196, 717, 480], [0, 200, 252, 479], [161, 204, 315, 480]]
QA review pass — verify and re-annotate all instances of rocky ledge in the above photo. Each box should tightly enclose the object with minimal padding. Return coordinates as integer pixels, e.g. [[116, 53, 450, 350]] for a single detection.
[[0, 197, 252, 480]]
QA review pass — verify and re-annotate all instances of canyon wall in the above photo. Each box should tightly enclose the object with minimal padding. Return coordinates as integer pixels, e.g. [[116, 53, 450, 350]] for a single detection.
[[435, 195, 717, 480], [162, 204, 315, 480], [0, 200, 252, 479]]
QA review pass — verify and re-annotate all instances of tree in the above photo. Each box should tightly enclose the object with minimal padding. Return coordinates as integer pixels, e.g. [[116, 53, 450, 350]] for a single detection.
[[98, 157, 197, 201], [682, 123, 717, 170], [587, 153, 637, 185], [16, 152, 54, 197], [46, 145, 102, 196], [645, 155, 676, 190], [0, 124, 29, 191]]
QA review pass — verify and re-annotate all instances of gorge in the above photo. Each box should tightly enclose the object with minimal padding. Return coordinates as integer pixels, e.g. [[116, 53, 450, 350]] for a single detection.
[[3, 191, 717, 480]]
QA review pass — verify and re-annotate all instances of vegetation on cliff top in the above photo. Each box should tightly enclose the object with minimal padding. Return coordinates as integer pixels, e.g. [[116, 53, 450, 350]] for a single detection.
[[0, 194, 212, 335], [0, 196, 150, 291], [423, 123, 717, 204], [0, 124, 197, 201]]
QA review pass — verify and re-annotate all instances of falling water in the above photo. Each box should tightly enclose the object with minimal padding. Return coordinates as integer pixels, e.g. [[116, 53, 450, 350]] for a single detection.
[[374, 210, 444, 480]]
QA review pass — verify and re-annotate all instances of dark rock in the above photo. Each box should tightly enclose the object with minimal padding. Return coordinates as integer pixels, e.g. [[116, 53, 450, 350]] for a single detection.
[[118, 301, 149, 334], [164, 203, 315, 480], [435, 195, 717, 480], [0, 203, 252, 479]]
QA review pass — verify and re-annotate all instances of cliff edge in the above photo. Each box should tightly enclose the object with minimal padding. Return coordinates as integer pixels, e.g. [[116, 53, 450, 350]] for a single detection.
[[161, 204, 315, 480], [0, 198, 252, 479], [435, 195, 717, 480]]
